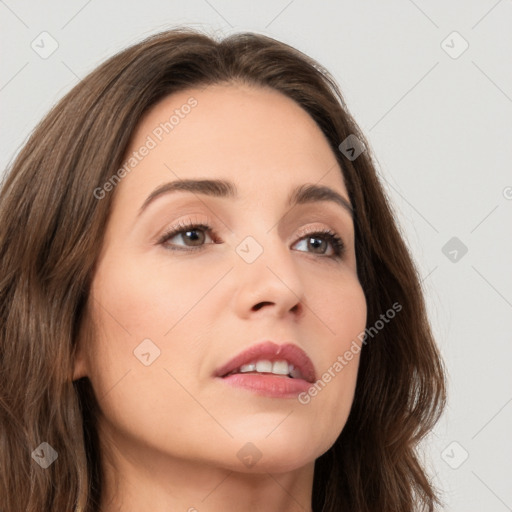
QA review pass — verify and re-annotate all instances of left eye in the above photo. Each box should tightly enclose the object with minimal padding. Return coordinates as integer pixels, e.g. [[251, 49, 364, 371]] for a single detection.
[[158, 222, 345, 259], [292, 231, 345, 258]]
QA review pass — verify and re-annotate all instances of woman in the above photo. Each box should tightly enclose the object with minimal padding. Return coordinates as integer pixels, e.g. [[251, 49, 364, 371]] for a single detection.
[[0, 28, 446, 511]]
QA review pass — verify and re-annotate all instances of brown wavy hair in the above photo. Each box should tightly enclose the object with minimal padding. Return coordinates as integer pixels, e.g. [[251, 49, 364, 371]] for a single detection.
[[0, 28, 446, 512]]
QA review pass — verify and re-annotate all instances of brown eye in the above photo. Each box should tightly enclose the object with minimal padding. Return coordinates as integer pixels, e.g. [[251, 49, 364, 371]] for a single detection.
[[158, 223, 215, 250], [293, 230, 345, 258]]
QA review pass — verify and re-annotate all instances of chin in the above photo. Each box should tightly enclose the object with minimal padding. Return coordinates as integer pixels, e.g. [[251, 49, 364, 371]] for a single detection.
[[222, 434, 328, 474], [226, 453, 317, 475]]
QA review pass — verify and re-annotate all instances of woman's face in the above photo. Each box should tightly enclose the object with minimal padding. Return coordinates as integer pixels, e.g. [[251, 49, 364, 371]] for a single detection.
[[74, 83, 367, 474]]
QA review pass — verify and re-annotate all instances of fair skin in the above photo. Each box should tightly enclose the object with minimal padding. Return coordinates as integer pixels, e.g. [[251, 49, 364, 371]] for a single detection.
[[73, 83, 367, 512]]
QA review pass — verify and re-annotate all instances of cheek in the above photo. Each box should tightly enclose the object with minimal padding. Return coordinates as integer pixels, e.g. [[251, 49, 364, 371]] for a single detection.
[[91, 253, 223, 338], [298, 275, 366, 432], [82, 257, 213, 452], [311, 271, 367, 349], [84, 253, 228, 407]]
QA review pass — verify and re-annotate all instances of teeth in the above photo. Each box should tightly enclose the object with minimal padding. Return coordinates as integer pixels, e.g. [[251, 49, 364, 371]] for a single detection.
[[239, 363, 256, 373], [290, 366, 303, 379], [271, 360, 290, 375], [235, 359, 304, 378], [255, 360, 273, 373]]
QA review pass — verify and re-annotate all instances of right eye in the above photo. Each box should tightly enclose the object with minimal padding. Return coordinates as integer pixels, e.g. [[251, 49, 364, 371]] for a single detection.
[[158, 222, 218, 251]]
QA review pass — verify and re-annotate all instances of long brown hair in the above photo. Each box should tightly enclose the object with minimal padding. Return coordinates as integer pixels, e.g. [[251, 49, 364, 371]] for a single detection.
[[0, 28, 446, 511]]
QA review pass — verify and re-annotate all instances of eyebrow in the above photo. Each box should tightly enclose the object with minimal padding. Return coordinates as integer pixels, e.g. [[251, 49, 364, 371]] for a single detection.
[[137, 178, 354, 218]]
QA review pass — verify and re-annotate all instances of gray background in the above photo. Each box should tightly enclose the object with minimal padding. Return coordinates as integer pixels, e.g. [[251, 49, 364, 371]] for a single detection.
[[1, 1, 511, 510]]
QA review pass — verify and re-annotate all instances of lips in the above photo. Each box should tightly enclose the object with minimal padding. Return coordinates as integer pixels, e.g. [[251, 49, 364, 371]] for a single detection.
[[214, 341, 316, 397]]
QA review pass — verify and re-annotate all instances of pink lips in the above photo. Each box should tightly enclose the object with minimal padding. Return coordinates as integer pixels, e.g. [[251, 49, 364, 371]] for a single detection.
[[214, 341, 316, 398]]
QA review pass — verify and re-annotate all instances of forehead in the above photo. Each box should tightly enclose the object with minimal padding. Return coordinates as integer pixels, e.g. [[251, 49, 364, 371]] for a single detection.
[[116, 83, 348, 206]]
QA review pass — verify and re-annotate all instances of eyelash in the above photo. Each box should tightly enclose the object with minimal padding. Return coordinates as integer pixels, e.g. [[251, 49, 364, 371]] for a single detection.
[[157, 220, 346, 259]]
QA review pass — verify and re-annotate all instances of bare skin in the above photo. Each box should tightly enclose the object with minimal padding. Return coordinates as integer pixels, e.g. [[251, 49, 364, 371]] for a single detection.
[[73, 83, 367, 512]]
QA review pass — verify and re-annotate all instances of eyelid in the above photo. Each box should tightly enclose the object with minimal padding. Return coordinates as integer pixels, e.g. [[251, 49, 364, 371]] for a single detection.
[[154, 215, 215, 244]]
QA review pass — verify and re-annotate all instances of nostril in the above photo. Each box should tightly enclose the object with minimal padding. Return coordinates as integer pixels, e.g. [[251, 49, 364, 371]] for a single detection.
[[252, 301, 273, 311]]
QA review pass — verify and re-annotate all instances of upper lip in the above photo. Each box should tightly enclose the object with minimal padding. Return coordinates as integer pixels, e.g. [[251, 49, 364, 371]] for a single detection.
[[214, 341, 316, 383]]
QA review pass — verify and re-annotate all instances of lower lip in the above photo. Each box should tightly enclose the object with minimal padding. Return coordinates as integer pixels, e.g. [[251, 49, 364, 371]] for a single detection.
[[219, 373, 312, 398]]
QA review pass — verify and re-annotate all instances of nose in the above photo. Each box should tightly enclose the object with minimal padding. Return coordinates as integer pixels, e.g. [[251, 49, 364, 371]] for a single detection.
[[231, 233, 306, 321]]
